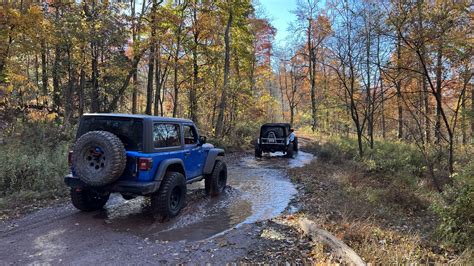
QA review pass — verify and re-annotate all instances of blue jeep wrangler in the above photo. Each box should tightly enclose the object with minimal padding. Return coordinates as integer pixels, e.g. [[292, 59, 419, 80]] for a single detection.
[[65, 114, 227, 220]]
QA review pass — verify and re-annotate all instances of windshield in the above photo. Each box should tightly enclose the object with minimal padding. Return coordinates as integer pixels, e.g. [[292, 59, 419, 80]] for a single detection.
[[78, 116, 144, 151]]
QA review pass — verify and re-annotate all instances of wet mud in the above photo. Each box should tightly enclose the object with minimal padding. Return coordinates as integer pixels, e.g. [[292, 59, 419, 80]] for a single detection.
[[0, 151, 313, 264]]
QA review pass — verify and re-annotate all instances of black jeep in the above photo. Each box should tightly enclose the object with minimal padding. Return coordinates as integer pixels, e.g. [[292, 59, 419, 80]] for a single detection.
[[254, 123, 298, 157]]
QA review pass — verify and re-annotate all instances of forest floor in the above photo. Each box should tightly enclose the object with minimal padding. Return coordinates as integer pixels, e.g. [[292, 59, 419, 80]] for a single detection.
[[286, 135, 472, 264], [0, 136, 471, 264]]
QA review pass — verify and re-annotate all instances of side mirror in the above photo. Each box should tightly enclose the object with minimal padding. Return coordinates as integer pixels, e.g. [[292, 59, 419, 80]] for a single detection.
[[198, 136, 207, 146]]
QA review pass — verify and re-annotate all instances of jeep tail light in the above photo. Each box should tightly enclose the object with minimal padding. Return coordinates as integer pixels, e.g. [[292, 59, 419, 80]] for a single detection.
[[68, 151, 73, 167], [138, 158, 153, 171]]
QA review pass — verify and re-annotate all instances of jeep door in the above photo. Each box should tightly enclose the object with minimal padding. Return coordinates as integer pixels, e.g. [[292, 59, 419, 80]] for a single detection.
[[182, 124, 205, 178]]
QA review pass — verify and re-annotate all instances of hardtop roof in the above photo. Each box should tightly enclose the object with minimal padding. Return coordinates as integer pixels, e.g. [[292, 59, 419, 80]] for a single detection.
[[261, 123, 291, 128], [82, 113, 193, 123]]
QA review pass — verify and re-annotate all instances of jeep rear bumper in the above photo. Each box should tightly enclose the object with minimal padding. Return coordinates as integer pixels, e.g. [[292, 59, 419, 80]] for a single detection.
[[64, 175, 159, 195], [258, 144, 289, 153]]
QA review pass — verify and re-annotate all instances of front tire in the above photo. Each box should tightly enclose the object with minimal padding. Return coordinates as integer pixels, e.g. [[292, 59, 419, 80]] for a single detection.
[[71, 189, 110, 212], [205, 160, 228, 197], [151, 171, 186, 221]]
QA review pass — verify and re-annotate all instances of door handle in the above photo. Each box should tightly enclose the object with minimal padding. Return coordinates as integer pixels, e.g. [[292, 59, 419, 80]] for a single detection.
[[184, 151, 191, 157]]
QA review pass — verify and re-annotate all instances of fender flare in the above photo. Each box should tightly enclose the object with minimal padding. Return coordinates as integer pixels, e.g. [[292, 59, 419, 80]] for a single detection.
[[203, 148, 225, 175], [154, 158, 186, 183]]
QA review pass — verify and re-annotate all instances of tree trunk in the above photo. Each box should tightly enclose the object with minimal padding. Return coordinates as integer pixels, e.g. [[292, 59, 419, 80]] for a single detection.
[[190, 41, 199, 123], [52, 45, 61, 111], [376, 32, 385, 139], [423, 76, 430, 142], [417, 0, 430, 143], [90, 41, 100, 112], [215, 7, 233, 137], [172, 26, 182, 118], [65, 46, 74, 125], [41, 41, 48, 96], [78, 66, 85, 116], [308, 18, 317, 132], [131, 0, 138, 114], [396, 34, 403, 139], [289, 69, 295, 126], [434, 43, 443, 144], [145, 0, 157, 115], [34, 53, 39, 90], [154, 45, 161, 116], [365, 21, 373, 149], [461, 89, 467, 145], [189, 2, 199, 124], [381, 76, 386, 139], [471, 77, 474, 144], [278, 65, 285, 120]]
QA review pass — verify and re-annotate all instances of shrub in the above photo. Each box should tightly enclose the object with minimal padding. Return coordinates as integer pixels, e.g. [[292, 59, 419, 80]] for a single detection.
[[0, 143, 69, 195], [433, 162, 474, 250], [0, 120, 72, 199]]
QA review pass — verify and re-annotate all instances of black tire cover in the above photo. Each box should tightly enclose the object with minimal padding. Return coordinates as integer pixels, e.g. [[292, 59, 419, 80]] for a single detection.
[[72, 131, 126, 186]]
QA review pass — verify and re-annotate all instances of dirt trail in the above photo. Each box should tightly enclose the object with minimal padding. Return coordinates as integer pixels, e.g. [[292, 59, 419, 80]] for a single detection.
[[0, 151, 313, 264]]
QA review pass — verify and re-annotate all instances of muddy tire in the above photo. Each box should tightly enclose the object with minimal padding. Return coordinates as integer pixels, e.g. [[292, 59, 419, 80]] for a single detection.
[[205, 160, 227, 197], [255, 144, 263, 158], [71, 189, 110, 212], [151, 172, 186, 221], [286, 143, 294, 158], [72, 131, 126, 187]]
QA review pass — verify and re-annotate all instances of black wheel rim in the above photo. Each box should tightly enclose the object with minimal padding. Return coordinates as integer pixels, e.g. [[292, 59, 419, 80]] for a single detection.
[[84, 146, 106, 171], [170, 187, 182, 211]]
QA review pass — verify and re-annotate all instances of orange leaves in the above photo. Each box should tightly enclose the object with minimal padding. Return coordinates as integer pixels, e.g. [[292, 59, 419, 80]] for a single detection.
[[251, 17, 276, 67]]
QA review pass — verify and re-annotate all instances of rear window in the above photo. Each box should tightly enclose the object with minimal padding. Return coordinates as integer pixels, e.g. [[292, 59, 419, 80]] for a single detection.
[[78, 117, 144, 151], [261, 126, 286, 138]]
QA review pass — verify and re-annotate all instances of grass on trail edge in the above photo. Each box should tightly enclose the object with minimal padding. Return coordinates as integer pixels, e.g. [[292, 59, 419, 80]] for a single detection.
[[289, 136, 473, 264]]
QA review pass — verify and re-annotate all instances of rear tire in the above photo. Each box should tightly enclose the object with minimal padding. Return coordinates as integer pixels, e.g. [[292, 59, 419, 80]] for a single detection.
[[255, 144, 263, 158], [205, 160, 227, 197], [151, 171, 186, 221], [71, 189, 110, 212], [286, 143, 294, 158]]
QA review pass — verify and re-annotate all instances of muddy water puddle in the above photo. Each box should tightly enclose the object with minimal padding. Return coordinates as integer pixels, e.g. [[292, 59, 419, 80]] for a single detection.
[[96, 151, 314, 242]]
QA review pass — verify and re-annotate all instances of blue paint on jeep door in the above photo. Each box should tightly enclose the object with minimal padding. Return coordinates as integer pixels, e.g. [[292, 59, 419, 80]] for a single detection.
[[183, 145, 205, 178], [182, 124, 205, 178]]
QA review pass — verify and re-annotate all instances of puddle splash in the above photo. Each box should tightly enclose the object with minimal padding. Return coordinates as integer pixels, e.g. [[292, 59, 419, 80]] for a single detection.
[[98, 151, 314, 241]]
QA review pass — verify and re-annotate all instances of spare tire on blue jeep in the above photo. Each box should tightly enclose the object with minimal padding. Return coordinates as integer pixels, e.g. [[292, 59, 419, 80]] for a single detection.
[[72, 130, 127, 187], [70, 130, 127, 212]]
